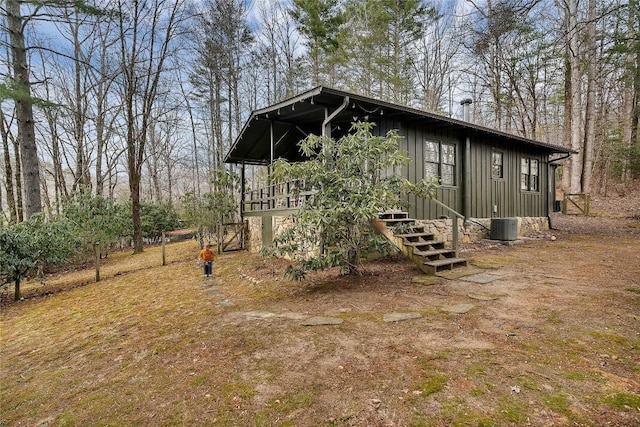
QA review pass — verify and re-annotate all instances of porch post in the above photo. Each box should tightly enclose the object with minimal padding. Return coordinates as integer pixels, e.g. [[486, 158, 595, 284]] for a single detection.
[[269, 121, 274, 166], [270, 121, 276, 209], [322, 107, 329, 137], [240, 161, 245, 219], [463, 136, 471, 219]]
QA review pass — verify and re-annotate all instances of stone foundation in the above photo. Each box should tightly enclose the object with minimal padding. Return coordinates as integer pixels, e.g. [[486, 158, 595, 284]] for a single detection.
[[273, 215, 295, 239], [518, 217, 549, 235], [247, 215, 549, 251], [246, 216, 263, 253], [416, 216, 549, 246], [246, 214, 305, 255], [463, 218, 492, 242]]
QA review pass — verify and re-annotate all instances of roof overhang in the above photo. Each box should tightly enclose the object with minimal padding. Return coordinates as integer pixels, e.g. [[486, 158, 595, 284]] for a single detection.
[[224, 86, 572, 165]]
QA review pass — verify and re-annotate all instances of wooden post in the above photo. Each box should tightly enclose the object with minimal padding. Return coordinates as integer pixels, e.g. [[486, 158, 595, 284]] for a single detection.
[[94, 242, 100, 282], [452, 218, 459, 254], [243, 219, 248, 250], [584, 193, 591, 216], [161, 231, 166, 266], [562, 193, 591, 215]]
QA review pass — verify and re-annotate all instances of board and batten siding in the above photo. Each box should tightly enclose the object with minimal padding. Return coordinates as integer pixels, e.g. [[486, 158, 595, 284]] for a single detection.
[[374, 118, 550, 220], [373, 119, 461, 220], [469, 138, 549, 218]]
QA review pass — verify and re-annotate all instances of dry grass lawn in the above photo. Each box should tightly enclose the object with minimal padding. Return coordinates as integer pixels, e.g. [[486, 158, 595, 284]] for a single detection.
[[1, 207, 640, 426]]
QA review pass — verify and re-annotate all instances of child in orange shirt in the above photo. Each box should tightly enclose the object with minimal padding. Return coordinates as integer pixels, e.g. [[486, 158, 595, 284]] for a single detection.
[[198, 244, 216, 277]]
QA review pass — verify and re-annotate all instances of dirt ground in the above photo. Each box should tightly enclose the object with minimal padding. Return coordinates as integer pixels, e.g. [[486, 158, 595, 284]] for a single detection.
[[1, 191, 639, 426], [218, 194, 640, 426]]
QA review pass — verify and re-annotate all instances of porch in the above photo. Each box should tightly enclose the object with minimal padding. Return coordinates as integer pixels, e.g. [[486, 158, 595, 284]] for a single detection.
[[243, 181, 314, 214]]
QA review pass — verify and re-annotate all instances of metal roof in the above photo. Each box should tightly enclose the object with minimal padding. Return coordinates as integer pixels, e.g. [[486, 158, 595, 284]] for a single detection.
[[224, 86, 571, 165]]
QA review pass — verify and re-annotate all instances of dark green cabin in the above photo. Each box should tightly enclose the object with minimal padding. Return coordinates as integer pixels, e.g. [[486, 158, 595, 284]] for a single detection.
[[225, 87, 571, 223]]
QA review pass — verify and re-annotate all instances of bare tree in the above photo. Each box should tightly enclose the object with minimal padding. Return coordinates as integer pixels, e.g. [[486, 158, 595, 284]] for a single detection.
[[192, 0, 252, 182], [621, 0, 639, 184], [254, 0, 303, 104], [116, 0, 185, 253], [411, 2, 463, 113], [37, 67, 69, 210], [177, 75, 202, 198], [581, 0, 597, 193]]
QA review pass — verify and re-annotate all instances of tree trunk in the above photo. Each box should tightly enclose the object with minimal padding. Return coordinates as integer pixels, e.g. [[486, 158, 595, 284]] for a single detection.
[[581, 0, 597, 194], [129, 177, 144, 253], [70, 11, 90, 193], [567, 0, 584, 193], [117, 0, 181, 253], [95, 99, 105, 196], [0, 110, 18, 223], [13, 134, 24, 222], [179, 79, 201, 198], [561, 55, 572, 192], [148, 125, 162, 202], [14, 276, 21, 301], [622, 0, 639, 183], [7, 0, 42, 218]]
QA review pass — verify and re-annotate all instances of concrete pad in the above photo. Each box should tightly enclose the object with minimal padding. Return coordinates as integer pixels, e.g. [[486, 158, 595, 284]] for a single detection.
[[441, 303, 475, 314], [301, 316, 344, 326], [383, 312, 423, 322], [461, 273, 503, 284]]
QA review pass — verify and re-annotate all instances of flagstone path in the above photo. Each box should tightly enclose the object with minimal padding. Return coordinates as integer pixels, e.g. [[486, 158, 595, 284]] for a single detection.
[[198, 268, 508, 326]]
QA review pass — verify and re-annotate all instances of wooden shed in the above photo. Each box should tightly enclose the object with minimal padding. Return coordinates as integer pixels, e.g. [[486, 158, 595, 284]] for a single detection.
[[226, 86, 570, 220]]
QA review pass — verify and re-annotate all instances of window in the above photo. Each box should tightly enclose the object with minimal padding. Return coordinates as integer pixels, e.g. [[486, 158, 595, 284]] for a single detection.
[[521, 157, 539, 191], [425, 141, 440, 181], [425, 141, 456, 186], [492, 152, 503, 179]]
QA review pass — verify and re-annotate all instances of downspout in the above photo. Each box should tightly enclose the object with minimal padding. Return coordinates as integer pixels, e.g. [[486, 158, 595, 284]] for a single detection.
[[547, 151, 572, 229], [319, 96, 349, 256], [269, 121, 275, 210], [240, 161, 246, 249], [240, 161, 245, 219], [270, 120, 274, 166], [460, 99, 473, 219], [464, 136, 471, 219], [549, 152, 572, 164], [322, 96, 350, 137]]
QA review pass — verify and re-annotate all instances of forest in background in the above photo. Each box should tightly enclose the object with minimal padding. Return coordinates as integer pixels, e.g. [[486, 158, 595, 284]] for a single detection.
[[1, 0, 639, 233]]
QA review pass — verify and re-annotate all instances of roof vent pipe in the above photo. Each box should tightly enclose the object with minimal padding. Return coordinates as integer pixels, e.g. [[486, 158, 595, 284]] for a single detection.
[[460, 98, 473, 122]]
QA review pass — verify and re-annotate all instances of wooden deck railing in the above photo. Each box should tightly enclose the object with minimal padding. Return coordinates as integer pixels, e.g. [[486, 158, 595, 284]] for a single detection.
[[244, 180, 315, 213], [243, 184, 465, 254], [429, 197, 465, 254]]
